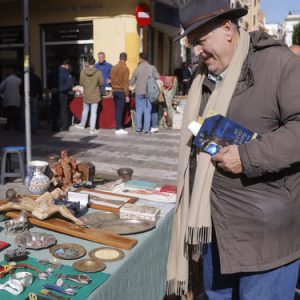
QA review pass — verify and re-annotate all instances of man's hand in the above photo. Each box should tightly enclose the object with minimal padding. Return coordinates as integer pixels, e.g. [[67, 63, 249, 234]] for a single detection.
[[125, 96, 130, 103], [211, 145, 243, 174]]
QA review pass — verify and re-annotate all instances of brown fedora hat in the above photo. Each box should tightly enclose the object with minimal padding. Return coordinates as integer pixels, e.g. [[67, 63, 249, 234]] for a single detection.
[[174, 0, 248, 41]]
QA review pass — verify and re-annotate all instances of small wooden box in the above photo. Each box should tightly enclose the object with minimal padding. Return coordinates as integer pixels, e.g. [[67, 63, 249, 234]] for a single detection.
[[77, 161, 95, 181]]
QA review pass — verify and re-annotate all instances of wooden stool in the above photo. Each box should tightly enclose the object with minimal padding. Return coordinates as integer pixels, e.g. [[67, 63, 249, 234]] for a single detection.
[[1, 146, 26, 184]]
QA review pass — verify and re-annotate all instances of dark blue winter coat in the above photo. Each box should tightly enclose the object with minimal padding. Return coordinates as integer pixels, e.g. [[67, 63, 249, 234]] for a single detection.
[[58, 66, 73, 94]]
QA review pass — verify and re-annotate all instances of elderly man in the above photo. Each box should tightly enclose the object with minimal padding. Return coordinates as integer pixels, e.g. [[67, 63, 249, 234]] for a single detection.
[[167, 0, 300, 299]]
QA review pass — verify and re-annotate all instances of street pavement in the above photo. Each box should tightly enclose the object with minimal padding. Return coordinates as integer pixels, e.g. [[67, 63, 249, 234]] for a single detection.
[[0, 124, 180, 198]]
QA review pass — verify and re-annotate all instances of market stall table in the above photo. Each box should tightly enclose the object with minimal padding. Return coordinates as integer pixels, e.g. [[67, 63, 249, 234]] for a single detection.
[[0, 207, 174, 300], [69, 96, 133, 129]]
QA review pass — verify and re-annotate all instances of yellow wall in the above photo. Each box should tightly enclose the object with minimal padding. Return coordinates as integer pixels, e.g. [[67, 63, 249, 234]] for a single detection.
[[93, 15, 139, 75]]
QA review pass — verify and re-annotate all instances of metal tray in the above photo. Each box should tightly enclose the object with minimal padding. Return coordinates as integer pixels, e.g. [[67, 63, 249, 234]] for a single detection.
[[49, 243, 86, 260], [73, 258, 106, 273], [89, 247, 125, 262], [80, 212, 155, 235], [15, 232, 57, 249]]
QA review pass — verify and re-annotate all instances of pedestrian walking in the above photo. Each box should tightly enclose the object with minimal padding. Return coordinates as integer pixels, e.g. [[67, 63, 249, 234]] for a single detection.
[[129, 53, 160, 134], [167, 0, 300, 299], [110, 52, 130, 135], [75, 57, 104, 134]]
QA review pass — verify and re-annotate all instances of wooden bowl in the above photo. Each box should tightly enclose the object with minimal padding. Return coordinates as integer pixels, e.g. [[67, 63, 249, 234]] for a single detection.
[[117, 168, 133, 182]]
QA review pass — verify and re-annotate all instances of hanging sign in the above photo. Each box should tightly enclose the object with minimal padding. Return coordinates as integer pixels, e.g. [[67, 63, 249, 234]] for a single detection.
[[135, 3, 151, 27]]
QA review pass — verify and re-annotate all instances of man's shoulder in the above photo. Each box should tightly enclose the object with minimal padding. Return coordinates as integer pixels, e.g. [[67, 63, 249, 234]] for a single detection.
[[106, 61, 113, 68]]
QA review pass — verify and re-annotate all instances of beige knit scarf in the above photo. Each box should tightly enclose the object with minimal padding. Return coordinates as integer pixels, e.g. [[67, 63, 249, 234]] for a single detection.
[[167, 29, 250, 296]]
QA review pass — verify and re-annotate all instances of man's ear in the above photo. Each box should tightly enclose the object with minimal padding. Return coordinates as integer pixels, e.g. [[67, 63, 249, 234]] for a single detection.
[[223, 20, 235, 42]]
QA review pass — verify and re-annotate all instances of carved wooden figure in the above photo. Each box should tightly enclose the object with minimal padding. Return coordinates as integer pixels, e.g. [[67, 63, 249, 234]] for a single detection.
[[0, 188, 84, 226]]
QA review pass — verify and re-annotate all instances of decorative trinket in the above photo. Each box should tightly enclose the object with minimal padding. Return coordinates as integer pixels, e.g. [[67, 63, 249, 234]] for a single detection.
[[5, 188, 17, 201], [0, 278, 24, 295], [25, 160, 50, 195], [5, 211, 29, 235], [0, 264, 14, 278], [56, 273, 91, 284], [56, 278, 81, 289], [49, 243, 86, 260], [15, 232, 57, 249], [42, 283, 76, 295], [4, 246, 28, 262], [10, 271, 33, 287]]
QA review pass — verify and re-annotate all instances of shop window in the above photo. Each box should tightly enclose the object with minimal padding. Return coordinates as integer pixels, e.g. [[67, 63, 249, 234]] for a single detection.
[[41, 22, 93, 86], [44, 22, 92, 42], [0, 26, 24, 81]]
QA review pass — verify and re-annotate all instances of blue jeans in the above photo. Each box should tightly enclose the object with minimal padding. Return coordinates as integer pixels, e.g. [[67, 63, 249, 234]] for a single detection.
[[113, 91, 126, 130], [80, 102, 98, 129], [151, 101, 158, 129], [135, 95, 151, 133], [202, 242, 300, 300]]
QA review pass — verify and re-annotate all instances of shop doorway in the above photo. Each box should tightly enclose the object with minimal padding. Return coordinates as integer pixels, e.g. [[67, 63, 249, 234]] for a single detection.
[[41, 22, 93, 88]]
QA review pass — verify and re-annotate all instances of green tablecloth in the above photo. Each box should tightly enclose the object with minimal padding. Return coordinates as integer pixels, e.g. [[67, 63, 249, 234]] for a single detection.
[[0, 208, 174, 300], [0, 257, 110, 300]]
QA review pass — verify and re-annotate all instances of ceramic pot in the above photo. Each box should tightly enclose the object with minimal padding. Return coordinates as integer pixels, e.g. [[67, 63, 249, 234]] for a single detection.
[[25, 160, 50, 195]]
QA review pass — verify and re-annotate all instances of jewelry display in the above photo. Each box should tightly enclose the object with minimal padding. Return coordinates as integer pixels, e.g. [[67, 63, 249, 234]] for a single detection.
[[40, 288, 71, 300], [56, 273, 91, 284], [56, 277, 82, 289], [37, 259, 62, 269], [29, 292, 52, 300], [42, 283, 77, 295], [9, 271, 33, 287], [0, 278, 24, 295], [0, 264, 14, 278]]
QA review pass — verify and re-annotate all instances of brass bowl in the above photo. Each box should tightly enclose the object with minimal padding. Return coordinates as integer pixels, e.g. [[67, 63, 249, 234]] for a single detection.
[[117, 168, 133, 182], [72, 258, 106, 272]]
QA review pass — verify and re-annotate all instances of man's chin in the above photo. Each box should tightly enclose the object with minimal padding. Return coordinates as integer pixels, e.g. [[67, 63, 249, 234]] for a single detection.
[[206, 65, 218, 74]]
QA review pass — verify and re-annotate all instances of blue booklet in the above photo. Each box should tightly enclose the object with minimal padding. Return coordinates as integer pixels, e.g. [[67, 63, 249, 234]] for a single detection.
[[124, 180, 158, 190], [193, 114, 259, 155]]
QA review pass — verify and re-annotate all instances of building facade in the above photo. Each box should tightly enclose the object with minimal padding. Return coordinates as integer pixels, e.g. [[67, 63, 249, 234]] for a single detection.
[[265, 23, 284, 40], [0, 0, 181, 86], [230, 0, 260, 31], [284, 12, 300, 46]]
